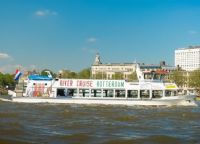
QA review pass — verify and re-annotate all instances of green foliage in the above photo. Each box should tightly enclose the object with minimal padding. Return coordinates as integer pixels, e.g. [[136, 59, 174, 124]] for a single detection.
[[0, 73, 3, 86], [60, 68, 90, 79], [112, 72, 123, 80], [127, 72, 138, 81], [61, 70, 78, 78], [3, 74, 15, 87], [189, 70, 200, 91], [78, 68, 91, 79], [0, 73, 15, 87], [93, 72, 106, 79], [169, 70, 187, 87], [0, 72, 15, 94]]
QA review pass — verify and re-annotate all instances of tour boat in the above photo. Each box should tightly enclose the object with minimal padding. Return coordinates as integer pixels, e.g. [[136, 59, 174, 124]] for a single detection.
[[3, 65, 198, 106]]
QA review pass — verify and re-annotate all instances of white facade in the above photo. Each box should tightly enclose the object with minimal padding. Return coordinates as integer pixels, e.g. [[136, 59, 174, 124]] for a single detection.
[[91, 63, 136, 79], [175, 46, 200, 71], [91, 53, 136, 80]]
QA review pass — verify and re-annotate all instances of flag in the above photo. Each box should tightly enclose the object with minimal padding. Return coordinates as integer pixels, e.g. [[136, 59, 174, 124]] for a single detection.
[[14, 69, 22, 81]]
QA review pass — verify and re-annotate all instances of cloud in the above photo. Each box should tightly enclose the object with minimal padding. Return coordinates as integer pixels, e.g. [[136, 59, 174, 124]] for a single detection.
[[188, 30, 198, 35], [0, 53, 11, 59], [35, 9, 58, 17], [87, 37, 97, 43]]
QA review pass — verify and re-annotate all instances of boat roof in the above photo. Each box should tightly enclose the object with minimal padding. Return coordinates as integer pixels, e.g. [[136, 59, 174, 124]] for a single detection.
[[28, 75, 53, 81]]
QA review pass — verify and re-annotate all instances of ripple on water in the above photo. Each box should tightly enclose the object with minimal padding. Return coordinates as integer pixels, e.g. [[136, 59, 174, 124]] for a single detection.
[[0, 112, 18, 118], [48, 133, 94, 144], [0, 138, 33, 144], [100, 135, 183, 144], [0, 101, 200, 143]]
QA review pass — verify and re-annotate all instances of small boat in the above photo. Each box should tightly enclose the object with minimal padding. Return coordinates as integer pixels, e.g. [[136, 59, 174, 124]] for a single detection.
[[3, 64, 198, 106]]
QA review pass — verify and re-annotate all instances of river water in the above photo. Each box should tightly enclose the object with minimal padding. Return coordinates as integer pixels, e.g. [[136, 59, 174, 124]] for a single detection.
[[0, 99, 200, 144]]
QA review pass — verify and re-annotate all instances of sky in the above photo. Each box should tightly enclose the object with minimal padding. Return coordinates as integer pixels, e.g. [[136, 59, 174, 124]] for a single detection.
[[0, 0, 200, 73]]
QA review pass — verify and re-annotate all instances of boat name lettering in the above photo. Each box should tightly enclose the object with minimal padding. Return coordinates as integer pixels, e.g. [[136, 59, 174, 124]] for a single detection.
[[60, 80, 93, 88], [96, 80, 124, 88], [60, 80, 73, 87], [76, 80, 93, 87], [59, 80, 124, 88]]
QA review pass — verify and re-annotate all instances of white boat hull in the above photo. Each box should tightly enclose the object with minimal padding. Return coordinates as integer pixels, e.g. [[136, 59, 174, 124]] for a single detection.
[[1, 95, 197, 106]]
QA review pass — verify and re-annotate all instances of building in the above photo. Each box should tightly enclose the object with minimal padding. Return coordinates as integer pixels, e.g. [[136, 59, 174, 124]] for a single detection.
[[91, 53, 136, 80], [91, 53, 175, 80], [175, 46, 200, 71]]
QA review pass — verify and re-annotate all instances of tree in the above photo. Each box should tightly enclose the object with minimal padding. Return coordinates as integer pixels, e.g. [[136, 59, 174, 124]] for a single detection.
[[69, 72, 78, 78], [0, 73, 15, 94], [112, 72, 123, 80], [188, 70, 200, 94], [169, 70, 186, 87], [78, 68, 90, 79], [93, 71, 108, 79], [61, 70, 78, 78], [0, 73, 15, 87], [0, 73, 3, 86], [127, 72, 138, 81], [3, 74, 15, 88]]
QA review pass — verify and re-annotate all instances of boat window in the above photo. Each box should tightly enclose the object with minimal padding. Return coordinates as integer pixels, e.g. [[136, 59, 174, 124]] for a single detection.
[[165, 90, 171, 97], [183, 90, 187, 95], [79, 89, 90, 97], [67, 89, 77, 97], [57, 88, 66, 96], [127, 90, 138, 98], [91, 89, 102, 97], [144, 73, 153, 79], [152, 90, 163, 98], [173, 91, 177, 96], [165, 90, 170, 96], [165, 90, 177, 97], [115, 90, 125, 98], [103, 89, 113, 97], [140, 90, 150, 99]]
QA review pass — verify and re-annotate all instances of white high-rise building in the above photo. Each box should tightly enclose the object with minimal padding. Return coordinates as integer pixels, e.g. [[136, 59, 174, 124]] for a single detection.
[[175, 46, 200, 71]]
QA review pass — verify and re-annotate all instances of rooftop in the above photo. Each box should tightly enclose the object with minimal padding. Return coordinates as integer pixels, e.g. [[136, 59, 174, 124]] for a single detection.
[[92, 63, 136, 66], [177, 45, 200, 50]]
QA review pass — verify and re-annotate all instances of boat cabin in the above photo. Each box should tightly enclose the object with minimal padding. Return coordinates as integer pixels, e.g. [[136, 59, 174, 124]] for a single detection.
[[24, 78, 178, 99]]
